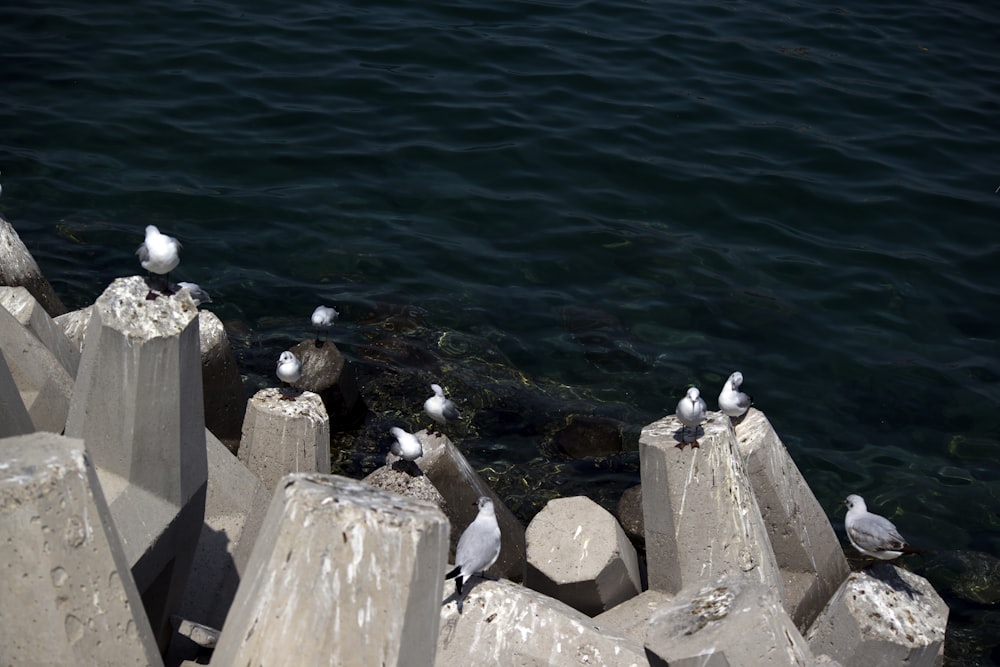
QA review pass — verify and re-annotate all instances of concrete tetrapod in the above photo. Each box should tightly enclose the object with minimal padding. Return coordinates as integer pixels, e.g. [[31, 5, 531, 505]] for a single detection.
[[64, 275, 208, 651], [213, 474, 450, 667], [0, 213, 67, 317], [0, 433, 161, 666], [525, 495, 642, 616], [0, 348, 33, 437]]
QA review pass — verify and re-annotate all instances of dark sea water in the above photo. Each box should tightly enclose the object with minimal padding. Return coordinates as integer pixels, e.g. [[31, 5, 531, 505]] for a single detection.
[[2, 0, 999, 662]]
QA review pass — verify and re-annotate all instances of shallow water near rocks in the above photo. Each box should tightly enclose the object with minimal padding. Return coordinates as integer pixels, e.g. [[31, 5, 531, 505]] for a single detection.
[[2, 0, 999, 662]]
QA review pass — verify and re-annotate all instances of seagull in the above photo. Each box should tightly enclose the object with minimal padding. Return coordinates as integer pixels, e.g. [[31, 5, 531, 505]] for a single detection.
[[276, 351, 302, 400], [424, 383, 461, 434], [445, 496, 501, 613], [718, 371, 753, 422], [676, 386, 707, 448], [176, 282, 212, 306], [844, 494, 922, 561], [311, 305, 339, 345], [389, 426, 423, 462], [136, 225, 181, 299]]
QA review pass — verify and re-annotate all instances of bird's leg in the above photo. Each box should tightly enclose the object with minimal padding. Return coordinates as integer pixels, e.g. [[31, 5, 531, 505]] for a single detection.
[[160, 273, 176, 296], [279, 383, 296, 401]]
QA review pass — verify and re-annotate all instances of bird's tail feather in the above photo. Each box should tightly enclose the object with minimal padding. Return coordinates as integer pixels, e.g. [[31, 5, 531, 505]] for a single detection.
[[445, 565, 460, 580]]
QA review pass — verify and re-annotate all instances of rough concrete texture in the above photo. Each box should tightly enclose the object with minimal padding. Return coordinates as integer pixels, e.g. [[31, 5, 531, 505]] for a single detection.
[[733, 408, 850, 630], [214, 474, 450, 667], [437, 577, 649, 667], [0, 286, 80, 376], [639, 410, 782, 599], [0, 433, 161, 666], [54, 304, 93, 353], [0, 348, 33, 437], [415, 429, 527, 583], [0, 214, 67, 317], [525, 495, 641, 616], [197, 310, 246, 453], [0, 292, 76, 433], [593, 590, 673, 645], [64, 275, 208, 650], [364, 462, 448, 510], [805, 564, 947, 667], [644, 576, 813, 666], [288, 338, 362, 423], [177, 429, 269, 630], [238, 387, 331, 491]]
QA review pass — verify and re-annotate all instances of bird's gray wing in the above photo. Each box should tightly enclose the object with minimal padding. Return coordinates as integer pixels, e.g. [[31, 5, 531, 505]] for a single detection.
[[443, 402, 461, 420], [737, 392, 753, 409], [136, 243, 149, 261], [456, 523, 500, 572], [848, 514, 908, 551]]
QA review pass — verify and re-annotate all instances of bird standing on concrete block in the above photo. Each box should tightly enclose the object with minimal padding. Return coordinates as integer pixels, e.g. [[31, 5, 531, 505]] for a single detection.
[[718, 371, 753, 422], [844, 494, 922, 561], [389, 426, 423, 463], [676, 386, 707, 448], [136, 225, 181, 299], [311, 305, 339, 346], [276, 351, 302, 400], [424, 383, 461, 435], [446, 496, 501, 613]]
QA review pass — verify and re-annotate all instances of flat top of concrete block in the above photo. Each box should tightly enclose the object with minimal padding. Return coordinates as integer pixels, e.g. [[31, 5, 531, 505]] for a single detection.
[[96, 276, 197, 338], [0, 433, 88, 490], [842, 565, 947, 646], [249, 387, 328, 422], [279, 472, 447, 521]]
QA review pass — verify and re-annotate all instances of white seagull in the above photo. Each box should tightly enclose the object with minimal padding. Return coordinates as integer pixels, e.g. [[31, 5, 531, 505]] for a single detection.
[[718, 371, 753, 421], [676, 386, 707, 447], [276, 351, 302, 400], [136, 225, 181, 298], [389, 426, 423, 462], [844, 494, 921, 561], [177, 282, 212, 306], [424, 383, 461, 430], [311, 305, 339, 344], [445, 496, 501, 613]]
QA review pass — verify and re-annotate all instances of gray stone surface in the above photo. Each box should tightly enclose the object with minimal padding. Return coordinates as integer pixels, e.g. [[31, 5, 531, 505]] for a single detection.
[[0, 432, 161, 666], [288, 338, 362, 423], [0, 349, 32, 437], [177, 429, 269, 630], [64, 275, 208, 650], [437, 577, 649, 666], [54, 305, 94, 353], [0, 214, 67, 317], [593, 590, 673, 645], [197, 310, 246, 453], [0, 286, 80, 376], [415, 429, 527, 583], [644, 576, 813, 666], [238, 387, 331, 491], [525, 495, 641, 616], [214, 474, 450, 667], [734, 409, 850, 630], [364, 462, 448, 510], [639, 410, 782, 599], [805, 564, 947, 667], [0, 291, 76, 433]]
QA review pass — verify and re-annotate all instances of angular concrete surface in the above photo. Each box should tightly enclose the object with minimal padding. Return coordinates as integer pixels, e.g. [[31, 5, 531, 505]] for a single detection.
[[0, 349, 32, 437], [0, 214, 67, 317], [197, 310, 246, 453]]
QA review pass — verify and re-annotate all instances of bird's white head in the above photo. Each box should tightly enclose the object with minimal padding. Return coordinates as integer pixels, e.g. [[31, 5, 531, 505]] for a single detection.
[[729, 371, 744, 389], [477, 496, 494, 513], [145, 225, 160, 235], [390, 426, 406, 439], [844, 494, 866, 513], [430, 383, 444, 395], [686, 387, 701, 402], [278, 351, 296, 366]]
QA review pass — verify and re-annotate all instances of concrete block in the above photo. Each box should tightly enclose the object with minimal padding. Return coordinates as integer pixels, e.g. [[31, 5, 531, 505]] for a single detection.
[[0, 349, 33, 437], [734, 409, 850, 630], [644, 576, 813, 666], [437, 577, 649, 667], [0, 292, 75, 433], [177, 429, 269, 630], [616, 483, 645, 547], [525, 495, 641, 616], [237, 387, 330, 492], [64, 275, 208, 650], [415, 429, 526, 583], [639, 411, 783, 598], [197, 310, 246, 453], [805, 564, 947, 667], [364, 462, 448, 509], [54, 305, 93, 353], [593, 590, 673, 645], [288, 338, 362, 423], [214, 473, 450, 667], [0, 213, 67, 317], [0, 432, 161, 666], [0, 286, 80, 375]]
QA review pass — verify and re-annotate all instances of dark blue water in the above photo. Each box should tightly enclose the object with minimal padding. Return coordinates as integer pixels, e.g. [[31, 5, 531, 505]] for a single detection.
[[3, 1, 999, 662]]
